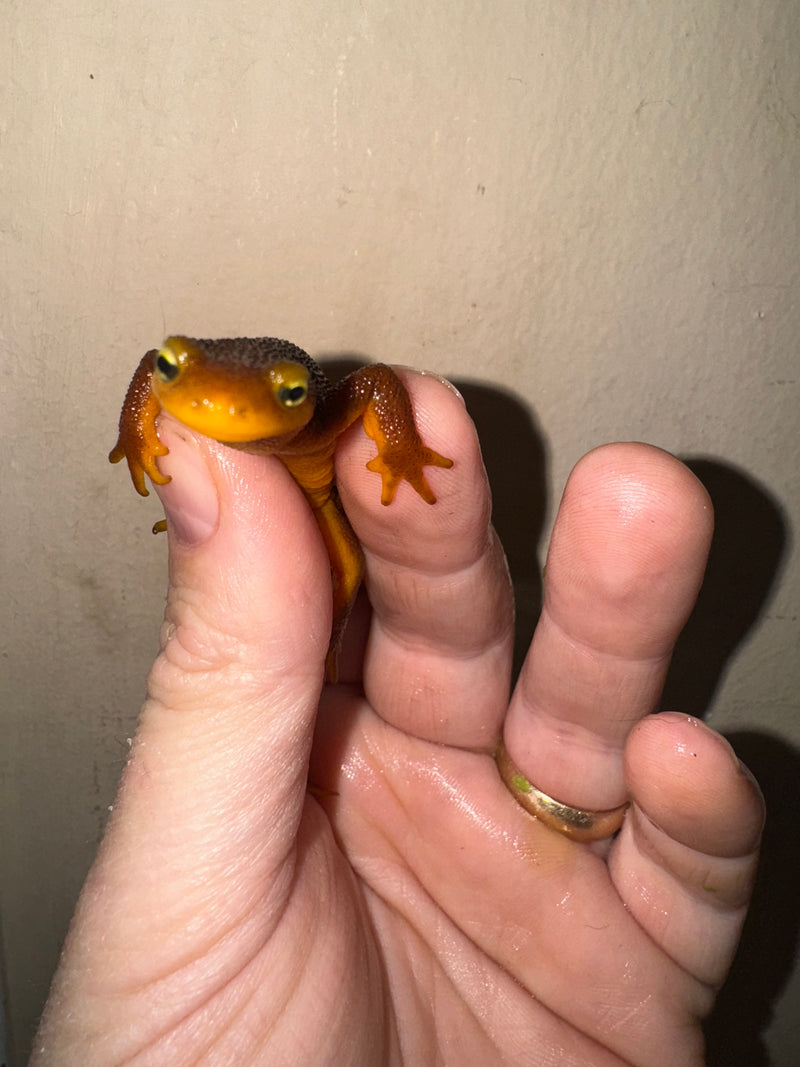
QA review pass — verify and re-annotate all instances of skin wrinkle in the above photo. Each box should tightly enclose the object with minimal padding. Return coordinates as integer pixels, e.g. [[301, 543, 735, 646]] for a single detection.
[[139, 891, 309, 1066], [386, 879, 639, 1067], [262, 811, 395, 1064], [617, 863, 737, 993], [600, 992, 655, 1036], [149, 617, 322, 722], [355, 848, 519, 1065], [371, 612, 511, 674], [544, 605, 675, 672], [136, 807, 359, 1066], [159, 590, 326, 681], [511, 704, 632, 769], [158, 582, 267, 674], [626, 816, 758, 911], [364, 635, 511, 751], [135, 686, 283, 774], [91, 900, 288, 1064], [115, 712, 315, 958], [372, 754, 705, 1064], [204, 878, 326, 1065], [608, 800, 757, 991], [516, 612, 670, 768], [96, 821, 296, 992], [375, 900, 438, 1066], [429, 964, 491, 1065], [366, 540, 513, 656], [157, 625, 239, 678], [372, 610, 514, 669], [363, 518, 496, 584]]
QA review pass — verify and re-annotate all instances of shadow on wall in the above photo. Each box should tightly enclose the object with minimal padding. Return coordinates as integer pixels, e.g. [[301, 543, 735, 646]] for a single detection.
[[662, 458, 788, 718], [662, 458, 795, 1067], [454, 379, 548, 674], [706, 729, 800, 1067]]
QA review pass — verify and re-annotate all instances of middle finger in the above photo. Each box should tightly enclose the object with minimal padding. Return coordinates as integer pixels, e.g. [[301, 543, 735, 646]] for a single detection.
[[503, 443, 714, 813]]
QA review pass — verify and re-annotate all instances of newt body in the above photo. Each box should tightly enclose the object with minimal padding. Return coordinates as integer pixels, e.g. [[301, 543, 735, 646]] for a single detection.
[[110, 336, 453, 678]]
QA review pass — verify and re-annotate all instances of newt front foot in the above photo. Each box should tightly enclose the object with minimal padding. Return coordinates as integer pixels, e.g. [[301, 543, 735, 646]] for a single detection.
[[366, 445, 454, 505]]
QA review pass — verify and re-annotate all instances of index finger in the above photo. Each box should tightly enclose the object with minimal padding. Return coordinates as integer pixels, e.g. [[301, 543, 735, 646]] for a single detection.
[[335, 370, 515, 750]]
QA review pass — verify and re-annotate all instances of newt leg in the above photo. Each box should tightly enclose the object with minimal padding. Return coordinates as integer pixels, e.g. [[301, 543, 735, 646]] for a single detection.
[[320, 365, 454, 506], [362, 403, 453, 505], [311, 493, 365, 682], [108, 351, 170, 496]]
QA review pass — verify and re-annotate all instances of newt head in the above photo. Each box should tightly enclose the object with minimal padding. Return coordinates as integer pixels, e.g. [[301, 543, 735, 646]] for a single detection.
[[152, 335, 319, 444]]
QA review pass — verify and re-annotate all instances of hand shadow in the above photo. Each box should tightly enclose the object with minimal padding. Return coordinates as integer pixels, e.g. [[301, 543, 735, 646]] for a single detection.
[[454, 379, 547, 675], [659, 458, 794, 1067], [707, 729, 800, 1067]]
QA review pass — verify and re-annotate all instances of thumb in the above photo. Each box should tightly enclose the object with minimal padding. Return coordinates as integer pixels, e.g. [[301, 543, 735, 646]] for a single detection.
[[53, 419, 332, 1023], [134, 415, 331, 864], [152, 415, 331, 700]]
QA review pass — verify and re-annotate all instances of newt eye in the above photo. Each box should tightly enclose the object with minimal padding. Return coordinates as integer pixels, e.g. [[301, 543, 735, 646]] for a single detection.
[[269, 362, 311, 412], [277, 382, 308, 408], [155, 348, 181, 383]]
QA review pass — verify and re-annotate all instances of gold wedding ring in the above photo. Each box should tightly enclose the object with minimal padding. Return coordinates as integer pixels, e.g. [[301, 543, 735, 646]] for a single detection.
[[495, 741, 629, 842]]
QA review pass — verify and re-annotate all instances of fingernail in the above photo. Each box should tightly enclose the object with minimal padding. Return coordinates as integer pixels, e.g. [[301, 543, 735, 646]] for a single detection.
[[417, 369, 465, 405], [154, 424, 220, 546], [392, 364, 466, 405]]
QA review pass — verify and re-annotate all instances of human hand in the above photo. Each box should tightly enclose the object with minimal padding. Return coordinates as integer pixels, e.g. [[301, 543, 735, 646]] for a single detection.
[[33, 373, 763, 1066]]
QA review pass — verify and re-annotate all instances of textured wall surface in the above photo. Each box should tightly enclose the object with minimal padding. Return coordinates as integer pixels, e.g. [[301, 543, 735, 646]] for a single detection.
[[2, 2, 798, 1063]]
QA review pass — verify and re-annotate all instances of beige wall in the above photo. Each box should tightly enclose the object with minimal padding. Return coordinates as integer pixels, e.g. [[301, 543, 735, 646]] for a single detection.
[[2, 1, 798, 1063]]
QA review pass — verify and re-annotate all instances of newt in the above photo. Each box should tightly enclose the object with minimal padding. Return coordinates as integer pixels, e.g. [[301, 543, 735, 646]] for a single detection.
[[109, 335, 453, 679]]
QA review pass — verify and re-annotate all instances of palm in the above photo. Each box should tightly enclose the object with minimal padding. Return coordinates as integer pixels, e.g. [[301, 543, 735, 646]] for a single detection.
[[297, 696, 745, 1067]]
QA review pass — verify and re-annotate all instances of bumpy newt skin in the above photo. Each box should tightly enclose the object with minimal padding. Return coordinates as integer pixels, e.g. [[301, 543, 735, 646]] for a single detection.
[[109, 336, 453, 679]]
